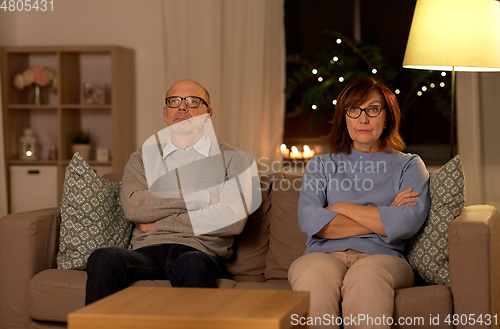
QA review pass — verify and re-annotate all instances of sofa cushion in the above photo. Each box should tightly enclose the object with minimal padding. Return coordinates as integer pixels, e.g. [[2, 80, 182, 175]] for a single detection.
[[28, 269, 87, 322], [407, 155, 465, 285], [225, 174, 273, 276], [57, 153, 133, 270], [234, 279, 292, 291], [265, 173, 307, 280], [230, 275, 266, 283], [131, 278, 237, 289], [393, 286, 452, 328], [28, 270, 238, 323]]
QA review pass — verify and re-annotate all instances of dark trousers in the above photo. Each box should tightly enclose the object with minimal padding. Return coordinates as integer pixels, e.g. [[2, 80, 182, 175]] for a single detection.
[[85, 244, 223, 305]]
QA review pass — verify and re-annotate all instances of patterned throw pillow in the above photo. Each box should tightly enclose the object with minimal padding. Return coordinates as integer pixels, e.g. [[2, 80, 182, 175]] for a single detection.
[[406, 155, 465, 285], [57, 153, 133, 270]]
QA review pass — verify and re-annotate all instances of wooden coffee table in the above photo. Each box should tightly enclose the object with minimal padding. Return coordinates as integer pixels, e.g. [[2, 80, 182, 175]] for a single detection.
[[68, 286, 309, 329]]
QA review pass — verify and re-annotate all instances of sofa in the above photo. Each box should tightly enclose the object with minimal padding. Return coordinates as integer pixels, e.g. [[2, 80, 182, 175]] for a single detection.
[[0, 172, 499, 329]]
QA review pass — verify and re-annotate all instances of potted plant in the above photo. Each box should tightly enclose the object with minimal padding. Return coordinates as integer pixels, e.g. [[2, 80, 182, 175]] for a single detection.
[[70, 129, 91, 161]]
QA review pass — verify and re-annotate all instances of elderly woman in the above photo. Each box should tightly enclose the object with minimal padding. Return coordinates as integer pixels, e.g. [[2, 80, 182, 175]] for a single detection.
[[288, 77, 430, 329]]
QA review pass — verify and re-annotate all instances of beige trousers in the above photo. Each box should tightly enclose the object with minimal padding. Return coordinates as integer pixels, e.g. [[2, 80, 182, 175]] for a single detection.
[[288, 250, 414, 329]]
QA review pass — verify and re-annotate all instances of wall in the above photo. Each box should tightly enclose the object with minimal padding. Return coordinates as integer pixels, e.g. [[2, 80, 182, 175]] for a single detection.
[[0, 10, 18, 216], [0, 0, 168, 146]]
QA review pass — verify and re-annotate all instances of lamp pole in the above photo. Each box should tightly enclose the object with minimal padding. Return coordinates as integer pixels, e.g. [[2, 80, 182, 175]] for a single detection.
[[353, 0, 361, 41], [450, 67, 456, 159]]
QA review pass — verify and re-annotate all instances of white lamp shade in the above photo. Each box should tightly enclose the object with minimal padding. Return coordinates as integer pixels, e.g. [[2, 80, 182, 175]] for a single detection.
[[403, 0, 500, 72]]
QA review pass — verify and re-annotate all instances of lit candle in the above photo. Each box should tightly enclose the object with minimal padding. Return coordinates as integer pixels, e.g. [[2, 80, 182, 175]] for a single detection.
[[280, 144, 290, 159], [290, 146, 301, 159], [302, 145, 315, 159]]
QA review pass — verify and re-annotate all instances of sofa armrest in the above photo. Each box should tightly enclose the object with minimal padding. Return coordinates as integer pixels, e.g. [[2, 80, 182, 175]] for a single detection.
[[0, 207, 61, 328], [449, 205, 499, 326]]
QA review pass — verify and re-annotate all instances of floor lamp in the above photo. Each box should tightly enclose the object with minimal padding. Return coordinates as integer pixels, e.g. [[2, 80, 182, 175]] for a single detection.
[[402, 0, 500, 160]]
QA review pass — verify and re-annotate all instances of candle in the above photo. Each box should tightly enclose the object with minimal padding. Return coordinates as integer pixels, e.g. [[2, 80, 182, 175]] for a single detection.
[[280, 144, 290, 159], [290, 146, 301, 159], [302, 145, 315, 159]]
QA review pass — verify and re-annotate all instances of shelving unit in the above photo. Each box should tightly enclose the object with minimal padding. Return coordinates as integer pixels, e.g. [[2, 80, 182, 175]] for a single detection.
[[1, 45, 136, 212]]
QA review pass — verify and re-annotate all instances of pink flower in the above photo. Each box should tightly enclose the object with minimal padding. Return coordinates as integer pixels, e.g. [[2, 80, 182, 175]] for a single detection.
[[32, 66, 49, 86], [13, 66, 56, 90]]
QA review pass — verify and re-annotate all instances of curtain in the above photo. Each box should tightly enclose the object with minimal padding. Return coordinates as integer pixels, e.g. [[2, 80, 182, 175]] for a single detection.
[[162, 0, 285, 170], [457, 72, 500, 210], [0, 74, 8, 217]]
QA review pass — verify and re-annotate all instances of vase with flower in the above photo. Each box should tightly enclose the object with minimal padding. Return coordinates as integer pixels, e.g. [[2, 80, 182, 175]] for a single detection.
[[13, 66, 57, 105]]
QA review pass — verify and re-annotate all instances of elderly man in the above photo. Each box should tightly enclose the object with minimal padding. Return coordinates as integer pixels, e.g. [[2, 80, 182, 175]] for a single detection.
[[85, 79, 259, 305]]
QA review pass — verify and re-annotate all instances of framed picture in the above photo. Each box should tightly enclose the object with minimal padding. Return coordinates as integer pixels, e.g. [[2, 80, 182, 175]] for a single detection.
[[96, 148, 110, 162], [83, 83, 109, 104]]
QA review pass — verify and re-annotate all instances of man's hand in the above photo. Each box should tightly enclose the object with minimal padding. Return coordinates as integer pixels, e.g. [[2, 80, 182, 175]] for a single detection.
[[209, 193, 220, 205], [137, 222, 156, 233]]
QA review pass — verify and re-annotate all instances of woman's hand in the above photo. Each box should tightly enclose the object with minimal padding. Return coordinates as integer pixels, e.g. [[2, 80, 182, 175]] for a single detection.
[[391, 188, 419, 207], [327, 202, 386, 236]]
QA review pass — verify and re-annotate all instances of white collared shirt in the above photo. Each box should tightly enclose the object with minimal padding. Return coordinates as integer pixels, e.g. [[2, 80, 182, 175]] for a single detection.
[[162, 134, 212, 160], [161, 135, 212, 173]]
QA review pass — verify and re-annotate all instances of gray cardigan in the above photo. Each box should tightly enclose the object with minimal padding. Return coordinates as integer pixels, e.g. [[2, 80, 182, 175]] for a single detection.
[[120, 142, 257, 260]]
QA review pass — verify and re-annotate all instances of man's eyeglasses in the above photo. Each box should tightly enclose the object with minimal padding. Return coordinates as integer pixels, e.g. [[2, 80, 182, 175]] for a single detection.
[[345, 105, 384, 119], [165, 96, 209, 108]]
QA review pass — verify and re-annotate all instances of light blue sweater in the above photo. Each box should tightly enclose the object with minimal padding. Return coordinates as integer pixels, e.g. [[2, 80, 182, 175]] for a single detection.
[[298, 148, 430, 260]]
